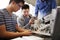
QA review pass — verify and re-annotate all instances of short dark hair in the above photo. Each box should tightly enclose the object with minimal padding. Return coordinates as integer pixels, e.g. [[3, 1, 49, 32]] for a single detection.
[[9, 0, 25, 4], [22, 4, 29, 10]]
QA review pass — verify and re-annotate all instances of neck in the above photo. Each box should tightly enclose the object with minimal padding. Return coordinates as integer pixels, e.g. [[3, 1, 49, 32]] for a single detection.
[[23, 14, 29, 18], [23, 15, 27, 16], [6, 5, 13, 16]]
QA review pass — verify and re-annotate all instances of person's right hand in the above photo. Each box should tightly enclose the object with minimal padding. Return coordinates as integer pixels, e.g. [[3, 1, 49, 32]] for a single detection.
[[22, 30, 32, 36]]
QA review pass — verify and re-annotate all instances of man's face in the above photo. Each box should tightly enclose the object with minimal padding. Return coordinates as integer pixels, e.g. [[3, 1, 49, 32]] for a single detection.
[[22, 9, 29, 16], [12, 2, 24, 12]]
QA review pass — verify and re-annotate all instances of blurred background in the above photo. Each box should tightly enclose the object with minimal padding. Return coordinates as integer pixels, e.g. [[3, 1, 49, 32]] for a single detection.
[[56, 0, 60, 6], [0, 0, 60, 17], [24, 0, 60, 6]]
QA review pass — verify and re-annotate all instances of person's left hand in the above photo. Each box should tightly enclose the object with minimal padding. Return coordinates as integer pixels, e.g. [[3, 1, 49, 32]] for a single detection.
[[29, 18, 35, 24]]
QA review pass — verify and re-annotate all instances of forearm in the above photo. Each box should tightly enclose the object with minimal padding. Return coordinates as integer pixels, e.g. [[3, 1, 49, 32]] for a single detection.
[[17, 27, 25, 32], [16, 25, 31, 33], [0, 25, 26, 39], [16, 24, 27, 32], [0, 31, 23, 39], [24, 23, 31, 29]]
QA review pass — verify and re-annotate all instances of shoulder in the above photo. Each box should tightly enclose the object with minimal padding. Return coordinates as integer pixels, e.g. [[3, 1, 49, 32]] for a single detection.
[[17, 15, 24, 21], [29, 14, 32, 18], [0, 9, 6, 13], [0, 9, 4, 13], [0, 9, 7, 16], [18, 15, 24, 19], [0, 9, 5, 16]]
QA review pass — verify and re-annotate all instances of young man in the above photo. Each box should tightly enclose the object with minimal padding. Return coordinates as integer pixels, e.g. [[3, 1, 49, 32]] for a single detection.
[[17, 4, 34, 29], [17, 4, 43, 40], [0, 0, 32, 40]]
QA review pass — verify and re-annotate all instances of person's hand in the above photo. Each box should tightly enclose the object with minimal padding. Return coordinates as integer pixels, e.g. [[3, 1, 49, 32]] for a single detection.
[[22, 30, 32, 36], [29, 18, 35, 24]]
